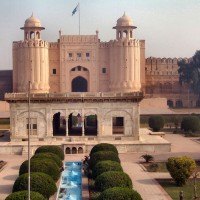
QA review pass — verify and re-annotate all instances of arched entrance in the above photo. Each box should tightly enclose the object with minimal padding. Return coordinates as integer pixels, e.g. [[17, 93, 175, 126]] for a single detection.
[[72, 76, 88, 92], [167, 100, 174, 108]]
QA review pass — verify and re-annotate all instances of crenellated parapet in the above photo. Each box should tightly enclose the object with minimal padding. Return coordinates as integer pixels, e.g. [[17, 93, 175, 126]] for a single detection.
[[13, 40, 49, 49], [108, 39, 141, 48], [60, 35, 98, 44], [99, 42, 109, 48], [145, 57, 190, 65], [49, 42, 59, 49]]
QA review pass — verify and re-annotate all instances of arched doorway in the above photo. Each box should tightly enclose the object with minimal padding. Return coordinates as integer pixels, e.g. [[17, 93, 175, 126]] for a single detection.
[[167, 100, 174, 108], [176, 100, 183, 108], [72, 76, 88, 92]]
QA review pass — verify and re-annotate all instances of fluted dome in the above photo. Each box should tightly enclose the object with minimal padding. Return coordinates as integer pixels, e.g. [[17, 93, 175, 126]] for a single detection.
[[113, 13, 137, 29], [117, 13, 133, 26], [21, 14, 44, 29]]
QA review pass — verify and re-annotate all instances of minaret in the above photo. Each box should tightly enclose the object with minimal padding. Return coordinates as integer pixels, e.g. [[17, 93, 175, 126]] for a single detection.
[[13, 14, 49, 93], [109, 13, 141, 92]]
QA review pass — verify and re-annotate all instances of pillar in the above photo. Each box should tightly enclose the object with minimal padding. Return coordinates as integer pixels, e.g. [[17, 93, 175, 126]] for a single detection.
[[82, 115, 85, 136], [66, 114, 69, 136]]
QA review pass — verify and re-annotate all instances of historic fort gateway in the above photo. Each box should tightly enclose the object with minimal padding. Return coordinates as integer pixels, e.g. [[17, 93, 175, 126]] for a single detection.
[[4, 13, 172, 154]]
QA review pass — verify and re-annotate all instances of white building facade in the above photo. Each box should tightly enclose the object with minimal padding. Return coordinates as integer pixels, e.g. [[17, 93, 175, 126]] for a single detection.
[[5, 13, 152, 153]]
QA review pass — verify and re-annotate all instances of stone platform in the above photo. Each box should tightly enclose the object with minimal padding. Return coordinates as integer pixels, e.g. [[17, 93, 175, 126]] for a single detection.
[[0, 128, 171, 155]]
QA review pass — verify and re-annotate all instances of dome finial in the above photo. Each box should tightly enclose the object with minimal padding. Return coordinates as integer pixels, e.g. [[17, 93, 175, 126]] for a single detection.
[[31, 12, 33, 17], [123, 11, 126, 16]]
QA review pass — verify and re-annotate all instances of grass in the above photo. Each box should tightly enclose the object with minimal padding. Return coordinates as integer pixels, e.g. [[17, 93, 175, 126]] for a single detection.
[[158, 179, 200, 200], [142, 161, 200, 173]]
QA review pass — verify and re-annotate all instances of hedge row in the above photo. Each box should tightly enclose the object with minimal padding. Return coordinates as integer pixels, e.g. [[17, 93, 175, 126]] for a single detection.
[[90, 143, 118, 156], [6, 145, 64, 200], [5, 190, 46, 200], [89, 143, 142, 199], [19, 158, 60, 181], [95, 171, 132, 192], [97, 187, 142, 200], [35, 145, 64, 160], [89, 151, 120, 170]]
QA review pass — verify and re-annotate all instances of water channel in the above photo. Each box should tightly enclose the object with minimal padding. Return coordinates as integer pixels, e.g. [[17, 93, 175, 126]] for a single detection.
[[57, 161, 82, 200]]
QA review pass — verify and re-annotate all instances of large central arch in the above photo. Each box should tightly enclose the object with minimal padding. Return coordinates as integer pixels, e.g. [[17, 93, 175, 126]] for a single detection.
[[72, 76, 88, 92]]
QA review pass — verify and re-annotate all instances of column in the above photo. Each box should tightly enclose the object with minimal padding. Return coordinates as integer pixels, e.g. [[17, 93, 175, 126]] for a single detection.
[[66, 112, 69, 136], [82, 114, 85, 136]]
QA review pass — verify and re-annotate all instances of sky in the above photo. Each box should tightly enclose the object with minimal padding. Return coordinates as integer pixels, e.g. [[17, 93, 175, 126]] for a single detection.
[[0, 0, 200, 70]]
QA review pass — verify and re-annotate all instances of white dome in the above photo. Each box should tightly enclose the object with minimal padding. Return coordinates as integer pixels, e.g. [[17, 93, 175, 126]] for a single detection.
[[23, 14, 44, 28], [116, 13, 133, 27]]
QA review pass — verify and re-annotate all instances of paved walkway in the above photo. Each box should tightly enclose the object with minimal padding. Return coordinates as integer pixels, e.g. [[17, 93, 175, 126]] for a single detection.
[[1, 132, 200, 200]]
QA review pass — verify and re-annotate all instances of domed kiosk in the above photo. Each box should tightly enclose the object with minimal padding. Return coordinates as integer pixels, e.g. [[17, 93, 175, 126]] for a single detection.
[[113, 13, 137, 40], [21, 14, 45, 40]]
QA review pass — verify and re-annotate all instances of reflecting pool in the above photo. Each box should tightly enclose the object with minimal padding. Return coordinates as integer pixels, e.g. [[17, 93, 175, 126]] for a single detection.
[[56, 161, 82, 200]]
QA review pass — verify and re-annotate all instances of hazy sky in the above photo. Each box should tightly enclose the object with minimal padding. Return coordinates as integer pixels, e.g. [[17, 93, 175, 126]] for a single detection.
[[0, 0, 200, 70]]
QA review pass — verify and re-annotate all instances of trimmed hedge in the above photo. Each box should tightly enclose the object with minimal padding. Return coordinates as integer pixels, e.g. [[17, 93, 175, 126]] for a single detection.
[[35, 145, 64, 160], [148, 115, 164, 132], [5, 190, 46, 200], [12, 172, 57, 199], [181, 116, 200, 132], [166, 156, 196, 186], [31, 152, 63, 168], [89, 151, 120, 169], [93, 160, 123, 179], [19, 158, 60, 181], [95, 171, 132, 192], [97, 187, 142, 200], [90, 143, 118, 156]]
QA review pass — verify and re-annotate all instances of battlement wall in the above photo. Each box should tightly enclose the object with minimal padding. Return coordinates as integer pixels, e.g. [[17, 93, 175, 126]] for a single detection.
[[60, 35, 98, 43], [146, 57, 190, 65], [13, 40, 49, 48]]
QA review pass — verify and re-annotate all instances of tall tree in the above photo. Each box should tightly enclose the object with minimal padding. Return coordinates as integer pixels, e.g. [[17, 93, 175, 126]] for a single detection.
[[178, 50, 200, 96]]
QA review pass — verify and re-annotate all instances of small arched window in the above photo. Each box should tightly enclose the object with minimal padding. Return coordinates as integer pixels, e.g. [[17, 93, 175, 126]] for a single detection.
[[36, 31, 40, 39], [123, 30, 128, 38], [30, 31, 34, 39], [118, 31, 121, 38]]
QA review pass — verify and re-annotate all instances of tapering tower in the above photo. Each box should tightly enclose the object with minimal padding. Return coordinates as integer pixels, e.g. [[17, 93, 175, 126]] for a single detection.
[[109, 13, 142, 92], [13, 14, 49, 93]]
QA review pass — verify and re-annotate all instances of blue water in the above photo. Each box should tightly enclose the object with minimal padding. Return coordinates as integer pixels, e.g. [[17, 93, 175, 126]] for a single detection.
[[56, 161, 82, 200]]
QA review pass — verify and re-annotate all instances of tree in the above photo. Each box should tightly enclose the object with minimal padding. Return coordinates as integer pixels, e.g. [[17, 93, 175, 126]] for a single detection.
[[148, 115, 164, 132], [181, 116, 200, 133], [178, 50, 200, 96], [166, 156, 196, 186]]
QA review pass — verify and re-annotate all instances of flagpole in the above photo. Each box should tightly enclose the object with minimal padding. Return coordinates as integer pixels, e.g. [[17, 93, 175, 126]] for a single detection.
[[28, 81, 31, 200], [79, 3, 80, 35]]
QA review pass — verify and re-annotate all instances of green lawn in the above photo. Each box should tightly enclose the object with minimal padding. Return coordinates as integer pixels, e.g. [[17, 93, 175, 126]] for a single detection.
[[158, 179, 200, 200], [142, 161, 200, 173]]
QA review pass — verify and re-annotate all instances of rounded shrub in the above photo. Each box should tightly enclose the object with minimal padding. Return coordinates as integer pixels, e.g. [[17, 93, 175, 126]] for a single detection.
[[31, 152, 63, 168], [35, 145, 64, 160], [90, 143, 118, 156], [89, 151, 120, 170], [181, 116, 200, 132], [97, 187, 142, 200], [166, 156, 196, 186], [12, 172, 57, 199], [95, 171, 132, 192], [5, 191, 46, 200], [19, 158, 60, 181], [148, 115, 164, 132], [93, 160, 123, 179]]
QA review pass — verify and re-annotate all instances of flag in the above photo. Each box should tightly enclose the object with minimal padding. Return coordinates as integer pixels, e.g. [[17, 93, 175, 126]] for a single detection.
[[72, 3, 79, 16]]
